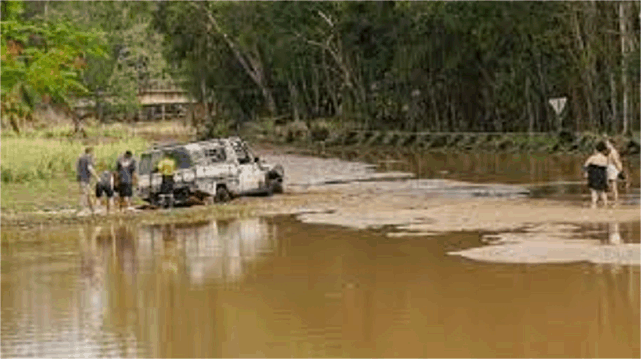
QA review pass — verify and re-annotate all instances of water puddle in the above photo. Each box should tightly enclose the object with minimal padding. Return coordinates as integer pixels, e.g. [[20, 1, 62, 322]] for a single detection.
[[2, 217, 639, 358]]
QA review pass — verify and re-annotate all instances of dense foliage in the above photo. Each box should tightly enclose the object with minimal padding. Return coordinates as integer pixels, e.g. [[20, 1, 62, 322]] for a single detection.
[[155, 1, 640, 134], [1, 0, 105, 132], [3, 1, 639, 135]]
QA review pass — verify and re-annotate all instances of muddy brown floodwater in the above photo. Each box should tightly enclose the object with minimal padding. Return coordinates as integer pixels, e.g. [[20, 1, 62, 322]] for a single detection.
[[1, 149, 640, 358], [1, 217, 639, 358]]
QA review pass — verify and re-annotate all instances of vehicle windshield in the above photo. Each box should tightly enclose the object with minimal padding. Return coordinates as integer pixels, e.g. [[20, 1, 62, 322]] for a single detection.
[[232, 141, 252, 164], [204, 146, 227, 164], [139, 153, 154, 175], [167, 148, 193, 169]]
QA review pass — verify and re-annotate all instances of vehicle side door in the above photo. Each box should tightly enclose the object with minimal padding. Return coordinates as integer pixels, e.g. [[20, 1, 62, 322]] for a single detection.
[[195, 145, 235, 195], [232, 141, 264, 193], [138, 151, 163, 195]]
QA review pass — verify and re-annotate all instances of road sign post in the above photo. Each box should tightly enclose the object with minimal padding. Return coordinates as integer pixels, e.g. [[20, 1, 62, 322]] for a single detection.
[[549, 97, 567, 133]]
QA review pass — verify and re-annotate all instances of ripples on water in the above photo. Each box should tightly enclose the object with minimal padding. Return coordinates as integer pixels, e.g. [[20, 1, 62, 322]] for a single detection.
[[2, 217, 639, 358]]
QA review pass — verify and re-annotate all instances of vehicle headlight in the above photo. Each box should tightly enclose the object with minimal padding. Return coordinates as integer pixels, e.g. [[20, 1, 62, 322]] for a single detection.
[[183, 171, 195, 182]]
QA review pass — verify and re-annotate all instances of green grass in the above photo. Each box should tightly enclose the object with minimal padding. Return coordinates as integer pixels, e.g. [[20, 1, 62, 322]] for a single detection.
[[1, 177, 79, 213], [1, 136, 148, 183], [0, 121, 197, 215]]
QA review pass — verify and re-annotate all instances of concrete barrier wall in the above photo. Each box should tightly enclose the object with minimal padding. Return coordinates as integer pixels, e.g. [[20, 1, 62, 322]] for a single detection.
[[268, 125, 640, 156]]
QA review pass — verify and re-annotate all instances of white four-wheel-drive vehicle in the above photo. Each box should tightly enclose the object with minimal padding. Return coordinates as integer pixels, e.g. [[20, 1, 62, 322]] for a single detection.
[[137, 137, 284, 207]]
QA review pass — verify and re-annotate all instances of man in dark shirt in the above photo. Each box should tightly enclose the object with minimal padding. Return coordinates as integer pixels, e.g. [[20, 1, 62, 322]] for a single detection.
[[116, 150, 137, 211], [76, 147, 99, 215]]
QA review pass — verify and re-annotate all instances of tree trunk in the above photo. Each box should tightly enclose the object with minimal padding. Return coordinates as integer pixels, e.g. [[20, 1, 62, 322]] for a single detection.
[[572, 86, 583, 132], [296, 62, 310, 119], [260, 84, 277, 116], [71, 110, 88, 138], [95, 91, 103, 122], [610, 71, 618, 133], [526, 77, 535, 135], [536, 52, 549, 133], [200, 76, 210, 129], [8, 114, 20, 134], [430, 87, 439, 132], [571, 3, 597, 130], [312, 65, 320, 117], [620, 1, 630, 134], [288, 79, 300, 122], [322, 52, 339, 117], [196, 3, 276, 116]]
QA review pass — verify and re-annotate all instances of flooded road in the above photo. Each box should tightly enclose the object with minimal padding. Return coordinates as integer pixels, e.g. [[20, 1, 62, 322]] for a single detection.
[[2, 149, 640, 357], [2, 217, 639, 358], [327, 149, 641, 204]]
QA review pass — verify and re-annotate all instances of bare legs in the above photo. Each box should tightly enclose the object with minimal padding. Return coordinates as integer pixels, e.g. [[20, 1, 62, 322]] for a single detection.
[[79, 182, 94, 215], [590, 189, 608, 209], [100, 197, 113, 214], [609, 180, 619, 203]]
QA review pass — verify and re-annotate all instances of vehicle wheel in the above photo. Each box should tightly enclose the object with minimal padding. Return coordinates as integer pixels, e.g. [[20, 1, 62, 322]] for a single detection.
[[270, 180, 284, 194], [162, 195, 174, 209], [268, 165, 284, 194], [151, 194, 162, 207], [214, 186, 231, 203], [204, 195, 215, 206]]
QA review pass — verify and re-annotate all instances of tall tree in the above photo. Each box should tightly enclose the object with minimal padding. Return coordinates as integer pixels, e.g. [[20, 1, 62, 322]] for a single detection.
[[1, 0, 106, 133]]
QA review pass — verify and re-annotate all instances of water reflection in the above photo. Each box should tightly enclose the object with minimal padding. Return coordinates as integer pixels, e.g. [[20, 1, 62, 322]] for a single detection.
[[2, 217, 639, 358], [609, 222, 622, 245], [0, 224, 142, 358], [137, 218, 274, 286]]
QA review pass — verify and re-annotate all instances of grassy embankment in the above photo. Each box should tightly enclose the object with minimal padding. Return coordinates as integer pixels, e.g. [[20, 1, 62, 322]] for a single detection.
[[1, 121, 195, 216]]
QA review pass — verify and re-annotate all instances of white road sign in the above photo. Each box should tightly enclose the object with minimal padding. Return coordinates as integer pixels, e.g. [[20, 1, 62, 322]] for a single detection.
[[549, 97, 567, 115]]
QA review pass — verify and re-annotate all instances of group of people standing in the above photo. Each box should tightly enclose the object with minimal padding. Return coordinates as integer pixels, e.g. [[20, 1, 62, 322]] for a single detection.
[[583, 137, 626, 209], [76, 147, 137, 216]]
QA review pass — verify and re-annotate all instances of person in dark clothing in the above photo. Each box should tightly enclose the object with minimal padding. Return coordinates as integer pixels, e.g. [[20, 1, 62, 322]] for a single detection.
[[116, 150, 137, 211], [76, 147, 100, 216], [95, 163, 115, 214], [583, 141, 610, 209]]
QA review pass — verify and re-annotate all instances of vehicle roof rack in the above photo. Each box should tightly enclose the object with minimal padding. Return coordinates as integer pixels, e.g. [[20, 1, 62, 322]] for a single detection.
[[152, 141, 180, 149], [147, 137, 241, 151]]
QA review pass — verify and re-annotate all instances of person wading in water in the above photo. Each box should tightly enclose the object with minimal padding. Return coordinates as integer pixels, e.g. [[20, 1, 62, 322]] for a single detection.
[[604, 137, 624, 203], [583, 141, 610, 209], [76, 147, 100, 216]]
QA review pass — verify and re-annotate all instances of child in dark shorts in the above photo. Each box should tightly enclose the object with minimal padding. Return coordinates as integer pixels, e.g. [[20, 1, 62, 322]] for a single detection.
[[95, 170, 115, 214], [583, 141, 610, 209]]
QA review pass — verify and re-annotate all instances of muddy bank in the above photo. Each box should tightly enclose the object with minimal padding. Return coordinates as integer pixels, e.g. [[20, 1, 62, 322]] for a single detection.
[[295, 192, 639, 232]]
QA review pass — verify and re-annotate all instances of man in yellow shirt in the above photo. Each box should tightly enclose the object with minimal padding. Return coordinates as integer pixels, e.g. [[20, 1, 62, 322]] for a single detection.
[[155, 152, 177, 196]]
